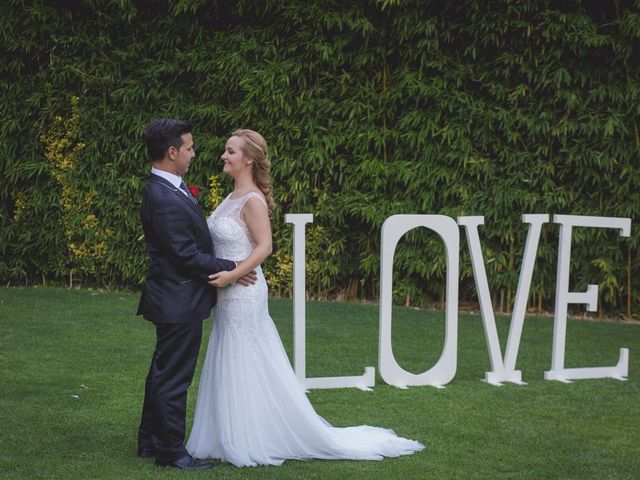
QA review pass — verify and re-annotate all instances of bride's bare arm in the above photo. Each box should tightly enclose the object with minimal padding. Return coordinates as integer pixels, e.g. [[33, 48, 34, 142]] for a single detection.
[[208, 196, 272, 287]]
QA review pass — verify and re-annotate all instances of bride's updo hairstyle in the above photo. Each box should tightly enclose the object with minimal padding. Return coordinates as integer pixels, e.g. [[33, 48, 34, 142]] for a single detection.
[[232, 129, 275, 213]]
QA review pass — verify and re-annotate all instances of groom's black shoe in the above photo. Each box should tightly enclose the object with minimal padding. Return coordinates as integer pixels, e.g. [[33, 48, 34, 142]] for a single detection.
[[155, 455, 214, 470]]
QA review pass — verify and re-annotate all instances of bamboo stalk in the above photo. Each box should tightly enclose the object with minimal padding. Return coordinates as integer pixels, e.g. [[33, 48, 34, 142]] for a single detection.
[[538, 288, 543, 314], [628, 245, 632, 319], [507, 236, 514, 313], [382, 39, 389, 165]]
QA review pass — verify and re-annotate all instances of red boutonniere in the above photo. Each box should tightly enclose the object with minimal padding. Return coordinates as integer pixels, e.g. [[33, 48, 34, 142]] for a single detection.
[[188, 185, 200, 198]]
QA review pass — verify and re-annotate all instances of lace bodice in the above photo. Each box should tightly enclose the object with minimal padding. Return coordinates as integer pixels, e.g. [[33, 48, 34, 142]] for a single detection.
[[208, 192, 266, 261], [207, 191, 269, 314]]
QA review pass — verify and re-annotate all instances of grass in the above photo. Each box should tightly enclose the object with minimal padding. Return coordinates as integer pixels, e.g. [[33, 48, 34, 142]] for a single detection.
[[0, 286, 639, 479]]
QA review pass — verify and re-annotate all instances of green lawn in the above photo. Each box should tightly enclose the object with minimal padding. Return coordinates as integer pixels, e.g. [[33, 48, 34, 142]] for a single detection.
[[1, 286, 638, 479]]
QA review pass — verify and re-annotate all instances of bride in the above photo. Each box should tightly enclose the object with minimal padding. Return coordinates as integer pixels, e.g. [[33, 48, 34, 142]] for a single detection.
[[186, 129, 424, 467]]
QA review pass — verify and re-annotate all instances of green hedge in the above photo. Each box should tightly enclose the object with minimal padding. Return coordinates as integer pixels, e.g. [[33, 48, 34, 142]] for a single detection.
[[1, 0, 639, 316]]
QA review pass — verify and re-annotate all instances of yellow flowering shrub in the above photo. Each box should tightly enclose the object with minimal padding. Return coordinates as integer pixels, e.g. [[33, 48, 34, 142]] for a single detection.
[[264, 247, 293, 297], [207, 174, 224, 212], [12, 192, 27, 222], [40, 97, 111, 280]]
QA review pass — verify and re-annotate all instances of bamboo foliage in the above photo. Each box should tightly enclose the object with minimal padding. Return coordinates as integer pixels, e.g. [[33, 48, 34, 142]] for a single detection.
[[0, 0, 638, 316]]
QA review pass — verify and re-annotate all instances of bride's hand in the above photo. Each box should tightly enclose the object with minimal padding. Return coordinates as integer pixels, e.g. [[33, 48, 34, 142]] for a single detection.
[[208, 271, 235, 288], [236, 269, 258, 286]]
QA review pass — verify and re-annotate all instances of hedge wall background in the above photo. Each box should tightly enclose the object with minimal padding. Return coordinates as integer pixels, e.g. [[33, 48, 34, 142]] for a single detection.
[[1, 0, 639, 316]]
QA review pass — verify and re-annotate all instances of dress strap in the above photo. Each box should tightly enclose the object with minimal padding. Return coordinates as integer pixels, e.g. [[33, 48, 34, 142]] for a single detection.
[[241, 191, 268, 210]]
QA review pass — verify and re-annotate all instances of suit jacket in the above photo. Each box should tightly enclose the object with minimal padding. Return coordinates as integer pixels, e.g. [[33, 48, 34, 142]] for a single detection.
[[137, 173, 236, 324]]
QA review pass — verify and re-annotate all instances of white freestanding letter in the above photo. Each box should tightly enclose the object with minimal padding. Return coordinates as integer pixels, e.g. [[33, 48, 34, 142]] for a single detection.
[[458, 214, 549, 386], [285, 214, 375, 390], [545, 215, 631, 382], [379, 215, 459, 388]]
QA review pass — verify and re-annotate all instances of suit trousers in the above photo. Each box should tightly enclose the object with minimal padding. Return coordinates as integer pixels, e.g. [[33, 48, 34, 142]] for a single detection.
[[138, 321, 203, 462]]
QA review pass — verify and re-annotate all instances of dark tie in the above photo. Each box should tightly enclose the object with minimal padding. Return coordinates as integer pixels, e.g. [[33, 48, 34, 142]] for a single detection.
[[179, 181, 197, 204]]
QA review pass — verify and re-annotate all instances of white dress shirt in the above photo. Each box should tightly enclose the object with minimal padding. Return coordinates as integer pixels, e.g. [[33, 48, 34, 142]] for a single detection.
[[151, 167, 190, 198]]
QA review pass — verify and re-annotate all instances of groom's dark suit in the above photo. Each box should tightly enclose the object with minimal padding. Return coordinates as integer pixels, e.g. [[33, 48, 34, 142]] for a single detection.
[[137, 173, 235, 463]]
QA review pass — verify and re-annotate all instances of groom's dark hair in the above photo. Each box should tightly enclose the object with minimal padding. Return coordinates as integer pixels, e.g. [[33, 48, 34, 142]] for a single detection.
[[145, 119, 192, 161]]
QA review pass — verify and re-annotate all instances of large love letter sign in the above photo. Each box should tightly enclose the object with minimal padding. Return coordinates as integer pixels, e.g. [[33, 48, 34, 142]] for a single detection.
[[379, 215, 460, 388], [544, 215, 631, 383], [285, 214, 375, 391]]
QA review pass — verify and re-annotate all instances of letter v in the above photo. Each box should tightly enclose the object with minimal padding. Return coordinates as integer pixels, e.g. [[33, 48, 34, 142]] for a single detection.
[[458, 214, 549, 386]]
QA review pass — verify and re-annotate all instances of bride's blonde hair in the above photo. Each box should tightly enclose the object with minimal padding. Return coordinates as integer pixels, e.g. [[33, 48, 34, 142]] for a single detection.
[[232, 129, 275, 213]]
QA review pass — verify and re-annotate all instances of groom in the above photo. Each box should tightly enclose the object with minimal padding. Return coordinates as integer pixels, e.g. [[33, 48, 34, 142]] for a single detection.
[[137, 119, 254, 470]]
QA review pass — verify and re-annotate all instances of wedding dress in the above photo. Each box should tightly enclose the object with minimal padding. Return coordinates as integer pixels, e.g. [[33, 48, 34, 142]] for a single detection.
[[186, 192, 424, 467]]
